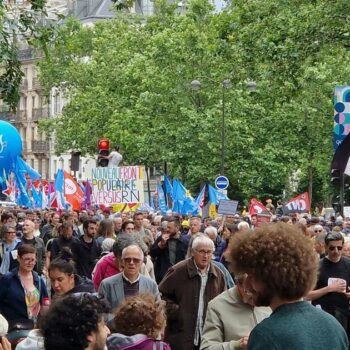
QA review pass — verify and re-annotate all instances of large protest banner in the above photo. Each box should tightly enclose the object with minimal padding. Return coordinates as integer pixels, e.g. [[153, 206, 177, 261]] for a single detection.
[[90, 166, 144, 205]]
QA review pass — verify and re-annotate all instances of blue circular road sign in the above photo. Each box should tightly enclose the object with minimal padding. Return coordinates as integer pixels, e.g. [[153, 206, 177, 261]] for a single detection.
[[215, 176, 229, 190]]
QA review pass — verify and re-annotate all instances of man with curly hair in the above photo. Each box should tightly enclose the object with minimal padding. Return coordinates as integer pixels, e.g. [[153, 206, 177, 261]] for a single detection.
[[229, 223, 348, 350], [41, 293, 110, 350]]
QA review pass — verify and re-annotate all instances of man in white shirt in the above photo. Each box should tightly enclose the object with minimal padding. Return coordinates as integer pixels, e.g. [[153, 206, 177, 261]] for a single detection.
[[105, 146, 123, 167]]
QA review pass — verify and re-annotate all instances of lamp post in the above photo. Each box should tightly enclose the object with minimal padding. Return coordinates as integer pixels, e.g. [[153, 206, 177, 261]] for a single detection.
[[190, 78, 257, 176]]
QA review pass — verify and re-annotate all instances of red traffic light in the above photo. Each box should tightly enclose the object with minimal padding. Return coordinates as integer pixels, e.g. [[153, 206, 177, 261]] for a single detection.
[[98, 139, 109, 151]]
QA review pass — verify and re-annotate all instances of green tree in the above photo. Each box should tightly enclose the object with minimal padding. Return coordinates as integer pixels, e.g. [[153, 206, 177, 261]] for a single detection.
[[0, 0, 54, 110], [38, 0, 350, 205]]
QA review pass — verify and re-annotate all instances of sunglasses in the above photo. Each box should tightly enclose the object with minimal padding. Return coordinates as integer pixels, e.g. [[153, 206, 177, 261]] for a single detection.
[[123, 257, 142, 264], [328, 246, 343, 251], [314, 230, 323, 233]]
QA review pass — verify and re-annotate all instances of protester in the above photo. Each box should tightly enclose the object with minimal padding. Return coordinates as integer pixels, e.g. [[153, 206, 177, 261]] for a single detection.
[[0, 224, 21, 276], [41, 293, 110, 350], [108, 294, 171, 350], [189, 217, 202, 236], [95, 219, 115, 246], [186, 233, 234, 289], [200, 273, 271, 350], [133, 212, 153, 242], [0, 245, 49, 329], [98, 245, 159, 319], [230, 223, 348, 349], [21, 220, 45, 275], [204, 227, 225, 262], [48, 222, 78, 261], [48, 254, 95, 297], [159, 235, 226, 350], [40, 213, 60, 245], [150, 217, 189, 283], [113, 217, 123, 235], [71, 219, 101, 278], [307, 231, 350, 340]]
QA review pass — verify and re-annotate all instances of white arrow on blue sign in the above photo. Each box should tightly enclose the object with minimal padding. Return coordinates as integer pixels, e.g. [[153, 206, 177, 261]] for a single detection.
[[215, 176, 229, 190]]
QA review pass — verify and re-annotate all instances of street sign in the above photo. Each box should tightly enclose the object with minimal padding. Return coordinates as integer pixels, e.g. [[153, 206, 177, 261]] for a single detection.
[[215, 176, 229, 190]]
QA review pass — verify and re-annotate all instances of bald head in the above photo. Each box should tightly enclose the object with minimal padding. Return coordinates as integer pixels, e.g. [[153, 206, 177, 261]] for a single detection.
[[23, 219, 35, 238]]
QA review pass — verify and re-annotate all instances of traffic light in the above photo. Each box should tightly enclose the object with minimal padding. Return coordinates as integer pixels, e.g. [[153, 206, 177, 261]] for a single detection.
[[71, 151, 81, 172], [97, 139, 110, 167], [331, 169, 341, 186]]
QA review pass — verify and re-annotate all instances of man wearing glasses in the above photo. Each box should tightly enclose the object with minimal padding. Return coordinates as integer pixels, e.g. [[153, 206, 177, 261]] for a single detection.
[[159, 235, 226, 350], [308, 231, 350, 339], [98, 244, 159, 319]]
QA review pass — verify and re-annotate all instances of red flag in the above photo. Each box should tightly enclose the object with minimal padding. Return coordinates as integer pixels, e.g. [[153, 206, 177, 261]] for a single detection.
[[249, 198, 269, 216], [64, 172, 84, 210], [283, 192, 310, 214]]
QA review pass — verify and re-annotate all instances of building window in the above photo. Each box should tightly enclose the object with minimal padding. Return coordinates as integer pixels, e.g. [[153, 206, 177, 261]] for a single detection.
[[38, 158, 43, 174]]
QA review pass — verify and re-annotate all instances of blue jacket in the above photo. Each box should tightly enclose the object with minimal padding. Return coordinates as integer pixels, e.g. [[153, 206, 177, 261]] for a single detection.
[[0, 268, 48, 327]]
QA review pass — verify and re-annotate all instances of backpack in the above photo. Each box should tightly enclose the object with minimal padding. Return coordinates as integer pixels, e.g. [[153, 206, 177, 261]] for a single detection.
[[117, 338, 167, 350]]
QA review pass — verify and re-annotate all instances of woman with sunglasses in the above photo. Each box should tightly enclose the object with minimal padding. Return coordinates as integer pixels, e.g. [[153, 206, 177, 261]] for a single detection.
[[0, 224, 21, 277], [0, 244, 49, 329]]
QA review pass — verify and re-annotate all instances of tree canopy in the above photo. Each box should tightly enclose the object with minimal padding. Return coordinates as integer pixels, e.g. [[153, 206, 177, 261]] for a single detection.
[[38, 0, 350, 205]]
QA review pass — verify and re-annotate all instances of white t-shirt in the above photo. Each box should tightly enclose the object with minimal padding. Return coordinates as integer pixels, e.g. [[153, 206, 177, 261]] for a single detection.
[[108, 151, 122, 167]]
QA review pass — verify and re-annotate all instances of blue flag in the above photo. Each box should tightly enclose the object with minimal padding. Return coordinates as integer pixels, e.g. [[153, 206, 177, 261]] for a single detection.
[[164, 176, 173, 197], [54, 169, 67, 209], [208, 184, 228, 205], [157, 184, 168, 214], [31, 185, 42, 208], [193, 185, 206, 216], [181, 196, 196, 215], [172, 179, 187, 213]]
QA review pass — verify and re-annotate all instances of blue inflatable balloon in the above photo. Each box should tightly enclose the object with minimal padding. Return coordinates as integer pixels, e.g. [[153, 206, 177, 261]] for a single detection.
[[0, 121, 22, 172]]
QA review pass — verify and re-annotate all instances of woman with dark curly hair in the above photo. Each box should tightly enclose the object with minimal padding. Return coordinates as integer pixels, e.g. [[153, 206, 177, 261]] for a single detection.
[[229, 223, 348, 350], [107, 294, 170, 350]]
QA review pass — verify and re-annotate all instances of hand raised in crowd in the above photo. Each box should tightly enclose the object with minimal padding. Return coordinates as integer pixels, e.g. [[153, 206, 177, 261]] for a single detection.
[[0, 337, 11, 350], [158, 232, 170, 249], [239, 336, 249, 349]]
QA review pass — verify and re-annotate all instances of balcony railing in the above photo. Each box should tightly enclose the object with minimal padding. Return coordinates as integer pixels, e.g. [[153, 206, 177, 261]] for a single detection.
[[32, 141, 50, 153], [0, 111, 12, 122], [32, 107, 49, 121], [15, 110, 27, 122], [0, 111, 25, 124]]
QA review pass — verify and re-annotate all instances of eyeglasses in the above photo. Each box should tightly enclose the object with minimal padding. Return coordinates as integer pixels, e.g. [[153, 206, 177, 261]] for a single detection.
[[195, 249, 213, 256], [21, 257, 36, 263], [123, 257, 142, 264], [7, 231, 16, 234], [328, 246, 343, 251]]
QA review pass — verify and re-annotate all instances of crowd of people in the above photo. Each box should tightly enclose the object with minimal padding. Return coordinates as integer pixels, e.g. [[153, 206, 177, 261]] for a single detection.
[[0, 206, 350, 349]]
